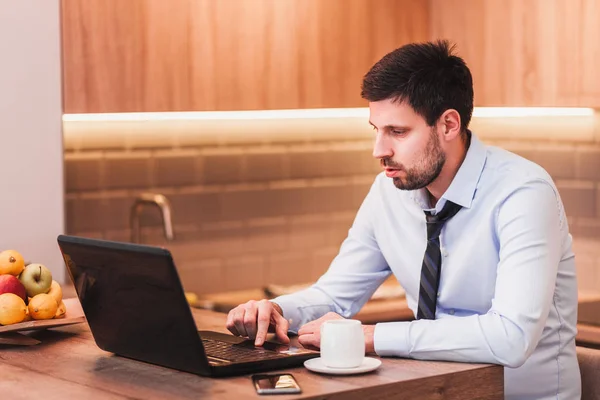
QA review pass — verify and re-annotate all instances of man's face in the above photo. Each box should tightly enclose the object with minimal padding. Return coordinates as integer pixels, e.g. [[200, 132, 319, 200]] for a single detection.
[[369, 98, 445, 191]]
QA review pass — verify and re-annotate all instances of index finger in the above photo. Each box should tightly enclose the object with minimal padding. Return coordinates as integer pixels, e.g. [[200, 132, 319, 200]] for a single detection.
[[226, 308, 240, 336], [254, 301, 272, 346]]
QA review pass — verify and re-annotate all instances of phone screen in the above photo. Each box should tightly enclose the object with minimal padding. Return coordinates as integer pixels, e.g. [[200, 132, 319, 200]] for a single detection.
[[252, 373, 302, 395]]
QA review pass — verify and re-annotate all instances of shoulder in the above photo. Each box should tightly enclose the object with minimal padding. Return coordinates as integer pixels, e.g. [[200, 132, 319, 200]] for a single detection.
[[480, 146, 567, 227], [481, 145, 559, 198]]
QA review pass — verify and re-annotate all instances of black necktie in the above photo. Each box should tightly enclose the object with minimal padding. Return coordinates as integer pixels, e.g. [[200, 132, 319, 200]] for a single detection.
[[417, 200, 463, 320]]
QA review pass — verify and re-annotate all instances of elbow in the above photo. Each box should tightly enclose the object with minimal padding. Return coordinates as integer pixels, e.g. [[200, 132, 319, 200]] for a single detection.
[[486, 314, 538, 368], [498, 349, 529, 368]]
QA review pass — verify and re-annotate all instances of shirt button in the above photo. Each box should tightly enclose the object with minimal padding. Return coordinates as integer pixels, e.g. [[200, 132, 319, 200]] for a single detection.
[[449, 309, 455, 315], [442, 250, 449, 257], [437, 292, 441, 298]]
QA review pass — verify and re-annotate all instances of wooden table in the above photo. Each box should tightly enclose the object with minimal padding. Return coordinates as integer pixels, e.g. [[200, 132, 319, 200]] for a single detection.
[[0, 299, 503, 399]]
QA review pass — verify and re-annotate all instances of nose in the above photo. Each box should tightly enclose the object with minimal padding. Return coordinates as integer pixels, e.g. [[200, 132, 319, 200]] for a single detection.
[[372, 131, 393, 160]]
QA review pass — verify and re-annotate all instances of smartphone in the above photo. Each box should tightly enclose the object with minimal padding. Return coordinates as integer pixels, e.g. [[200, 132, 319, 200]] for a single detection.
[[251, 373, 302, 395]]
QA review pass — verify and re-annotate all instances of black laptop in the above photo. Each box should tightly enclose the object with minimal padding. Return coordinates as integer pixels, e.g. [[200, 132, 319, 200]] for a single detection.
[[57, 234, 318, 377]]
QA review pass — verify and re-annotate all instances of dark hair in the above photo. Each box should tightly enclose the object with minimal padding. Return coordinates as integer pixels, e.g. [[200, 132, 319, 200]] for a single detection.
[[361, 40, 473, 133]]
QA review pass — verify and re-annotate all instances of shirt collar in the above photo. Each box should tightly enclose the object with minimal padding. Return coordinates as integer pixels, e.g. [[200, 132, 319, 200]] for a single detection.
[[410, 130, 487, 211]]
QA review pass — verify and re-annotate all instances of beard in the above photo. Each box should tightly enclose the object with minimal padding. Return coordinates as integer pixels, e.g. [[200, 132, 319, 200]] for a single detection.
[[383, 128, 446, 191]]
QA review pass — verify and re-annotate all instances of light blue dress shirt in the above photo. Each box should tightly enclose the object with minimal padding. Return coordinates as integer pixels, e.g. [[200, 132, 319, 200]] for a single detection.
[[274, 133, 581, 399]]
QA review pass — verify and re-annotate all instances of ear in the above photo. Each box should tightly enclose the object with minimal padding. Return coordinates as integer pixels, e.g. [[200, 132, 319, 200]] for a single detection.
[[437, 109, 462, 142]]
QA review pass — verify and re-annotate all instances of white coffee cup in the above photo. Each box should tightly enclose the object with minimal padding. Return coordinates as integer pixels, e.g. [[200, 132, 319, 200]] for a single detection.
[[320, 319, 365, 368]]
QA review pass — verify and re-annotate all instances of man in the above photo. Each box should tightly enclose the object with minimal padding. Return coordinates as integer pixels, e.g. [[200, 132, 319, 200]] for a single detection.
[[226, 40, 581, 399]]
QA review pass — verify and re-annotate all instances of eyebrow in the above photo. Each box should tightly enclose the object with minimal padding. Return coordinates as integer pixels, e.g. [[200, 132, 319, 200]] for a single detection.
[[368, 121, 410, 130]]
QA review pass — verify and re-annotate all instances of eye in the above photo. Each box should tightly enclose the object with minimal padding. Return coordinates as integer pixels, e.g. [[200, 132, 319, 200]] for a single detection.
[[391, 130, 407, 136]]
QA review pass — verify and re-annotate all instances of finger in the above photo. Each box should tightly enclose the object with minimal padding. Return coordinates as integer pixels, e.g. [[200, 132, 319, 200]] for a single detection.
[[274, 312, 290, 344], [298, 333, 320, 349], [298, 322, 315, 336], [243, 301, 258, 340], [226, 308, 240, 336], [233, 307, 248, 337], [254, 301, 272, 346]]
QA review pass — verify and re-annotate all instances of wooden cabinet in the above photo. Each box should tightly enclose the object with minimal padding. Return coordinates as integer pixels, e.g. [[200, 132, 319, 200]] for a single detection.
[[61, 0, 428, 113], [430, 0, 600, 107]]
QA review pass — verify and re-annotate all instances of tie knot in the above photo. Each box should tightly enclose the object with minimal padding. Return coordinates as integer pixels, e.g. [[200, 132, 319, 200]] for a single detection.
[[425, 200, 462, 240]]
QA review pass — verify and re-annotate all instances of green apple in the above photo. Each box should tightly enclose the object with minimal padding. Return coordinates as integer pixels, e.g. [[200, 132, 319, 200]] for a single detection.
[[19, 263, 53, 297]]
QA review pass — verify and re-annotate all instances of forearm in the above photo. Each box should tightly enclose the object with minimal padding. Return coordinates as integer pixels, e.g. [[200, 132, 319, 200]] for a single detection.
[[374, 309, 546, 368], [272, 286, 337, 333]]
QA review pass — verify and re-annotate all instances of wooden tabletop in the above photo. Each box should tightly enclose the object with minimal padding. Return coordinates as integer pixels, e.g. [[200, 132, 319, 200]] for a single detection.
[[0, 299, 503, 399]]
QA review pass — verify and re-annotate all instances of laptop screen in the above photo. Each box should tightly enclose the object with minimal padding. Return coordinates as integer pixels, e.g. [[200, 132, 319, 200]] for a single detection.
[[58, 235, 209, 374]]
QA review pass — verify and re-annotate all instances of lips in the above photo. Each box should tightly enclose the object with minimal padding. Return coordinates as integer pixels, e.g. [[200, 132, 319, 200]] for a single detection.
[[384, 168, 402, 178]]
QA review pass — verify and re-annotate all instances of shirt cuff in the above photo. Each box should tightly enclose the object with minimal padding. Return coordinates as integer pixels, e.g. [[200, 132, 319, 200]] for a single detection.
[[374, 321, 411, 357], [270, 295, 304, 334]]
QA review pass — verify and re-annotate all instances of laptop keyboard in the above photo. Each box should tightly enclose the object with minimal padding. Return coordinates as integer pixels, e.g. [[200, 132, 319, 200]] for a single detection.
[[202, 338, 287, 362]]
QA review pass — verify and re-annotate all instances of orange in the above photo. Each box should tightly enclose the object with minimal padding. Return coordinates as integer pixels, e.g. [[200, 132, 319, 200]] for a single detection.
[[0, 250, 25, 276], [55, 300, 67, 318], [0, 293, 27, 325], [47, 280, 63, 305], [28, 293, 58, 320]]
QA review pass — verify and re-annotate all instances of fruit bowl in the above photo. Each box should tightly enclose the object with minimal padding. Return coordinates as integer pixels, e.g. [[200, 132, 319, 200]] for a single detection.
[[0, 297, 85, 335]]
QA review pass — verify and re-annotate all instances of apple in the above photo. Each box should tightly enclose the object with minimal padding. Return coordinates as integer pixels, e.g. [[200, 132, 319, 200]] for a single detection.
[[19, 263, 53, 297], [0, 275, 27, 303]]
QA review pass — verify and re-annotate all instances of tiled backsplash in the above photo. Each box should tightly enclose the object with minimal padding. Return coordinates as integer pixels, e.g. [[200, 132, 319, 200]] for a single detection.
[[63, 113, 600, 295]]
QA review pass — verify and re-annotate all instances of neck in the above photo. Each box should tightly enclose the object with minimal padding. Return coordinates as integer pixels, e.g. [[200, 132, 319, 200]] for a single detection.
[[426, 134, 470, 206]]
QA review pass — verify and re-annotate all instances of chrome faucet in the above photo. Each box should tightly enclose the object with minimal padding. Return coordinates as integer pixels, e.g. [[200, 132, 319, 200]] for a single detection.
[[130, 193, 175, 243]]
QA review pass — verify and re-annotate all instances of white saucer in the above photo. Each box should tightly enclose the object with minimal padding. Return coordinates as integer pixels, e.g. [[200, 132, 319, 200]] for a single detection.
[[304, 357, 382, 375]]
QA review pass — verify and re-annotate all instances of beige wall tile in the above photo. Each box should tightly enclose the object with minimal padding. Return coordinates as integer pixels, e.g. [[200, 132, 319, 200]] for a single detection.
[[104, 194, 136, 231], [575, 147, 600, 181], [64, 153, 103, 192], [244, 218, 289, 254], [556, 181, 597, 218], [202, 149, 243, 184], [529, 146, 577, 180], [575, 218, 600, 238], [289, 147, 377, 180], [242, 149, 289, 182], [311, 247, 339, 281], [168, 236, 247, 264], [65, 196, 105, 233], [169, 191, 222, 225], [103, 229, 131, 243], [598, 184, 600, 218], [575, 252, 597, 292], [494, 142, 537, 161], [220, 186, 282, 221], [288, 228, 330, 252], [472, 115, 596, 143], [266, 251, 314, 286], [177, 258, 225, 295], [104, 152, 152, 189], [224, 255, 265, 291], [154, 151, 199, 187]]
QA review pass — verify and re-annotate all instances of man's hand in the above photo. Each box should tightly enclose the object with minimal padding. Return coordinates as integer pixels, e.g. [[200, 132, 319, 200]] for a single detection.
[[297, 312, 376, 353], [226, 299, 289, 346]]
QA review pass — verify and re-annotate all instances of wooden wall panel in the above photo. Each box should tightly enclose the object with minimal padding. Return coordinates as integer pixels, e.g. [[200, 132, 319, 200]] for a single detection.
[[555, 0, 600, 106], [429, 0, 600, 107], [61, 0, 429, 113]]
